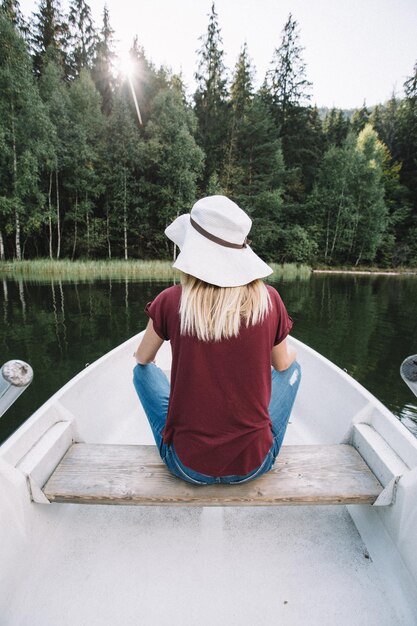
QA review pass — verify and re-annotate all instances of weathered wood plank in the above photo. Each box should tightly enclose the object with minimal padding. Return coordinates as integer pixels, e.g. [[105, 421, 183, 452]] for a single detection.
[[42, 443, 383, 506]]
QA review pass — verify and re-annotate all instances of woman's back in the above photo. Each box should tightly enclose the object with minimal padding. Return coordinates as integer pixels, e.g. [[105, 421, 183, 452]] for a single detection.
[[146, 283, 292, 476]]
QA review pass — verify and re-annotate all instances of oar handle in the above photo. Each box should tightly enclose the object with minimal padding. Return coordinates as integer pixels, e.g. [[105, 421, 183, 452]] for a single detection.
[[400, 355, 417, 399], [0, 360, 34, 418]]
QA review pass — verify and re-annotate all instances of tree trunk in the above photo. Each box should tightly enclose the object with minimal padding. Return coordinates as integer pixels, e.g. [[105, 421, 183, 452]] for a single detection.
[[72, 192, 78, 260], [324, 209, 330, 263], [123, 169, 128, 260], [0, 230, 5, 261], [86, 193, 90, 259], [56, 165, 61, 259], [329, 178, 348, 262], [48, 171, 53, 260], [106, 205, 111, 259], [11, 103, 21, 261]]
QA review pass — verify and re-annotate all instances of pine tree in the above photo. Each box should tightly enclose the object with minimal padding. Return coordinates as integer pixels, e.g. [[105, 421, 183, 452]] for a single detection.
[[68, 0, 97, 75], [351, 101, 370, 135], [194, 2, 229, 188], [30, 0, 69, 77], [323, 108, 350, 148], [92, 5, 115, 115], [223, 43, 254, 194], [264, 13, 314, 196], [265, 13, 312, 123]]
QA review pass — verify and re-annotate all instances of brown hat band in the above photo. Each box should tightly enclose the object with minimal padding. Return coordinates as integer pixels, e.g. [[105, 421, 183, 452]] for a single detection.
[[190, 217, 251, 249]]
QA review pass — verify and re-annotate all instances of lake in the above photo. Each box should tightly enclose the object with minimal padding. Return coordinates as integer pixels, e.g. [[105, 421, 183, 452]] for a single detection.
[[1, 273, 416, 444]]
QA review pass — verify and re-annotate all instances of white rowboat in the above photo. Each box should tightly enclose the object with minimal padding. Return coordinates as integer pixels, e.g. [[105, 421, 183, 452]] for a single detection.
[[1, 334, 417, 625]]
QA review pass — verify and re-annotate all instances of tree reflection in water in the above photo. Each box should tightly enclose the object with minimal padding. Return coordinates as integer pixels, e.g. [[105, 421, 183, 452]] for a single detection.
[[0, 274, 416, 443]]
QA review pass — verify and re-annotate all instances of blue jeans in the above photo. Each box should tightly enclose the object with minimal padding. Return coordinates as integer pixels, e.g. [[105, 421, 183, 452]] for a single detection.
[[133, 361, 301, 485]]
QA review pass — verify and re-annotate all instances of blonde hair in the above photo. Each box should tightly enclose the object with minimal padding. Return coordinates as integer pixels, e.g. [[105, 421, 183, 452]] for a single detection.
[[179, 273, 271, 342]]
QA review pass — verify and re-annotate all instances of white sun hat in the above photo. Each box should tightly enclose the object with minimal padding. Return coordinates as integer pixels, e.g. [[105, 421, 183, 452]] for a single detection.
[[164, 195, 273, 287]]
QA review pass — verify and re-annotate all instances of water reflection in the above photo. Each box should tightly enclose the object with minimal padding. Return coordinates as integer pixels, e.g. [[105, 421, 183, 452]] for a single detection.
[[274, 274, 417, 436], [0, 274, 416, 443]]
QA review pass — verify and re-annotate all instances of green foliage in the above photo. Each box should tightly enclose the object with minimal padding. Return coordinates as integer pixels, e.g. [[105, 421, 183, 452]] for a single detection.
[[91, 6, 115, 115], [311, 126, 388, 265], [68, 0, 97, 75], [323, 108, 350, 148], [142, 85, 204, 255], [30, 0, 70, 77], [0, 5, 416, 269], [194, 2, 229, 187], [0, 14, 52, 259]]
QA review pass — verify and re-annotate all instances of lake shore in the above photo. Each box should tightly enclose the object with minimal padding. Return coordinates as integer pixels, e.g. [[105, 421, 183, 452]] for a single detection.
[[312, 268, 417, 276], [1, 259, 416, 280], [0, 259, 311, 281]]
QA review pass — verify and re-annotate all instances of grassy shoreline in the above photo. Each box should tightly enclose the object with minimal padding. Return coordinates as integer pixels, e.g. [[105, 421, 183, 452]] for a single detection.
[[1, 259, 416, 281], [312, 267, 417, 276], [0, 259, 312, 281]]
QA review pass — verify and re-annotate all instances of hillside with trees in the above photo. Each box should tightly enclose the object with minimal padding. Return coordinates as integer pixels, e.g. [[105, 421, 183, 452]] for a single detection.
[[0, 1, 416, 267]]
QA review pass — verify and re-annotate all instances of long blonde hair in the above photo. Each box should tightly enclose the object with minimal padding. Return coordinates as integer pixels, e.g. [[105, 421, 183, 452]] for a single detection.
[[179, 273, 271, 342]]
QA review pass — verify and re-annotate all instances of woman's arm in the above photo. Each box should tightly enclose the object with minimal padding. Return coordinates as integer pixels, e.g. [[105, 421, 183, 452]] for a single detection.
[[271, 338, 296, 372], [134, 319, 164, 364]]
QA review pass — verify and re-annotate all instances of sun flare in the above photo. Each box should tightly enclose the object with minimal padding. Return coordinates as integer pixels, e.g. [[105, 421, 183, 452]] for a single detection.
[[119, 52, 136, 78]]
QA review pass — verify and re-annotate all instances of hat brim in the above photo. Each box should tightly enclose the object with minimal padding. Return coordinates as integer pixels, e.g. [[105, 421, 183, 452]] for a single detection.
[[165, 214, 273, 287]]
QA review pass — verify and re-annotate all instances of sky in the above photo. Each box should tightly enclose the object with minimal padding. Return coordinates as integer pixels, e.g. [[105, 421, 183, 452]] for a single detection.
[[20, 0, 417, 109]]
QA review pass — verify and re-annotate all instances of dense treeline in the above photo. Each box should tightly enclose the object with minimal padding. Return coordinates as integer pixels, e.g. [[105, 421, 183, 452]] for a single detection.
[[1, 1, 416, 266]]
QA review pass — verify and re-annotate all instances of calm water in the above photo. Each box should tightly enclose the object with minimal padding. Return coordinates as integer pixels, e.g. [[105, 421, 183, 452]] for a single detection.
[[1, 274, 417, 444]]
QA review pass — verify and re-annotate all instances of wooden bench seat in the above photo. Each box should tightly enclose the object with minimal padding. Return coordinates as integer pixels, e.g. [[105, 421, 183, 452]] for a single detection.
[[42, 443, 383, 506]]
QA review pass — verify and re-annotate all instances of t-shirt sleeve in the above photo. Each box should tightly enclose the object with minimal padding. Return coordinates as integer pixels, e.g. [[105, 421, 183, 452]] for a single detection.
[[269, 287, 293, 345], [144, 291, 170, 341]]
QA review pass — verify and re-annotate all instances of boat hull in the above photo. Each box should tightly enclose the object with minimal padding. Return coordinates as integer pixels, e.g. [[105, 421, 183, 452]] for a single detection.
[[1, 334, 417, 625]]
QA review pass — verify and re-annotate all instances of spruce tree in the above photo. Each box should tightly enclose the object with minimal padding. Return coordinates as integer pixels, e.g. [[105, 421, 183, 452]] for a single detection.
[[323, 108, 350, 148], [92, 5, 115, 115], [264, 13, 314, 196], [68, 0, 97, 75], [351, 101, 370, 135], [194, 2, 229, 188], [223, 42, 254, 194], [266, 13, 312, 119], [31, 0, 69, 77]]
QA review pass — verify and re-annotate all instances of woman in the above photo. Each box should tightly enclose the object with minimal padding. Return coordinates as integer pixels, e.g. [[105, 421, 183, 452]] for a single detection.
[[133, 195, 301, 485]]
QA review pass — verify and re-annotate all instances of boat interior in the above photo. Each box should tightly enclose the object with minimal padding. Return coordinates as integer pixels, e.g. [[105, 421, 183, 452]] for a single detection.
[[1, 334, 417, 625]]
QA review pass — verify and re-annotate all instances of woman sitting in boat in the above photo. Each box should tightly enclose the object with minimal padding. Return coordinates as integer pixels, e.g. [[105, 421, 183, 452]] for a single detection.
[[133, 195, 301, 485]]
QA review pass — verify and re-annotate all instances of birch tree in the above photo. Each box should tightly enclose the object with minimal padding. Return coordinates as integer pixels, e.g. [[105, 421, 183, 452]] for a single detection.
[[0, 15, 51, 259]]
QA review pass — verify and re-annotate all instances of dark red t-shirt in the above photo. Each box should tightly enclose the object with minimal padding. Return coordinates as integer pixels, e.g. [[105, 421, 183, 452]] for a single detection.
[[145, 284, 293, 476]]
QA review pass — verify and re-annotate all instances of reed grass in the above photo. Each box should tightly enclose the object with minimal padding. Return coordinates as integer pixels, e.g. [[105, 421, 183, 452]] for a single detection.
[[269, 263, 311, 281], [0, 259, 177, 282], [0, 259, 312, 282]]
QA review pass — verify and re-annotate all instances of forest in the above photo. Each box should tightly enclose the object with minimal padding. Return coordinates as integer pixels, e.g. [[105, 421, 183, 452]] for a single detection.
[[0, 1, 417, 267]]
